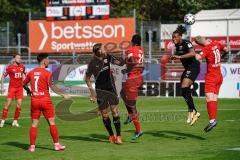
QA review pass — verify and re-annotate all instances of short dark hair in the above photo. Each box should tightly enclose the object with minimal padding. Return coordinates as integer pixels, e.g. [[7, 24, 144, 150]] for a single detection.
[[37, 53, 48, 63], [131, 34, 141, 46], [13, 53, 21, 58], [93, 43, 102, 55]]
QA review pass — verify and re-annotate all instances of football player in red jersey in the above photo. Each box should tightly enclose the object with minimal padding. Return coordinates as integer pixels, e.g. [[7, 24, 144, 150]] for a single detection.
[[23, 54, 70, 152], [195, 36, 228, 132], [121, 34, 144, 140], [0, 53, 26, 128]]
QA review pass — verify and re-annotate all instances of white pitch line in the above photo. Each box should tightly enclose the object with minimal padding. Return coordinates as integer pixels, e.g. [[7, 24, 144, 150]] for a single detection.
[[226, 148, 240, 151]]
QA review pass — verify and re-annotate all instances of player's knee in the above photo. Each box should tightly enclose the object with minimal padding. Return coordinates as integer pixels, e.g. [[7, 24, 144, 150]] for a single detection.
[[127, 100, 136, 108], [181, 84, 190, 88], [5, 101, 12, 108], [206, 93, 217, 102], [47, 118, 56, 125], [111, 106, 118, 115], [102, 112, 109, 119], [31, 120, 39, 127]]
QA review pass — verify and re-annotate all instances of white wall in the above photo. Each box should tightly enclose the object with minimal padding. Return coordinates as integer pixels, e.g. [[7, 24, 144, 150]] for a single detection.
[[191, 20, 240, 37]]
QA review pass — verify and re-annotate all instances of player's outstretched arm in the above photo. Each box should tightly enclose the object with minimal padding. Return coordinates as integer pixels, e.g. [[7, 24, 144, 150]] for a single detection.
[[85, 75, 96, 103], [107, 53, 125, 66], [175, 48, 196, 59], [112, 56, 125, 66], [170, 48, 177, 60], [50, 83, 71, 100], [48, 75, 70, 100]]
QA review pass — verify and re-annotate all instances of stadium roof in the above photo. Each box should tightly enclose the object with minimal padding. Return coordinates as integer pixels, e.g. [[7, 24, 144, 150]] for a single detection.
[[195, 9, 240, 20]]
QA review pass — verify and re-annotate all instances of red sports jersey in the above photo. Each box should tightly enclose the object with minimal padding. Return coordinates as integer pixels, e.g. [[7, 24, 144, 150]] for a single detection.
[[127, 46, 144, 65], [126, 46, 144, 75], [23, 68, 52, 98], [200, 41, 224, 74], [3, 64, 25, 88]]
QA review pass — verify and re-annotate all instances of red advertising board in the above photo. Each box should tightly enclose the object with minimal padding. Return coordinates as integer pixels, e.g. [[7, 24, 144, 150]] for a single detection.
[[164, 36, 240, 51], [29, 18, 134, 53]]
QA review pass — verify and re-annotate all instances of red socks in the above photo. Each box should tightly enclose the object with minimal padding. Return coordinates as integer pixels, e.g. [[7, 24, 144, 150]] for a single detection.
[[1, 108, 8, 120], [29, 125, 59, 145], [131, 113, 141, 133], [50, 125, 59, 143], [30, 127, 37, 145], [207, 101, 218, 120], [14, 107, 21, 120]]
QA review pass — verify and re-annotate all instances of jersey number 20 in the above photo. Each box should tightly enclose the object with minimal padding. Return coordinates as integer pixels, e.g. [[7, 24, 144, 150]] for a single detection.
[[138, 50, 144, 64]]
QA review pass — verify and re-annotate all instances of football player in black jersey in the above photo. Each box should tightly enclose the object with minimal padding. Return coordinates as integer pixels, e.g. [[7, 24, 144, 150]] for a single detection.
[[170, 25, 200, 125], [85, 43, 124, 144]]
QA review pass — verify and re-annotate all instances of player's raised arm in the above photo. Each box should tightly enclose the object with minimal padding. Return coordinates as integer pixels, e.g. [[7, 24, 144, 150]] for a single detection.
[[109, 54, 125, 66], [172, 43, 196, 60], [179, 48, 196, 59]]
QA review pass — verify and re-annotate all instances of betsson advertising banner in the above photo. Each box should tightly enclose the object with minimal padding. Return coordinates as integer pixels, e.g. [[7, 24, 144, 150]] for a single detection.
[[29, 18, 134, 53]]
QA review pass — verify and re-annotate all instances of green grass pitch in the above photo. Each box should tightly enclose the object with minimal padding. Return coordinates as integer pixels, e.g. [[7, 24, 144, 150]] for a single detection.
[[0, 96, 239, 160]]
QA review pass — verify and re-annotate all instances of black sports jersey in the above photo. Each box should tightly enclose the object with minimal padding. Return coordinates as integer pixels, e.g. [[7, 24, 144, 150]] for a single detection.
[[86, 54, 115, 90], [175, 39, 200, 69]]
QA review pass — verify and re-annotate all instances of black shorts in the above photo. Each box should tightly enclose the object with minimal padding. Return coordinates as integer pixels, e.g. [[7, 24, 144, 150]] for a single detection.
[[96, 88, 119, 110], [181, 67, 200, 82]]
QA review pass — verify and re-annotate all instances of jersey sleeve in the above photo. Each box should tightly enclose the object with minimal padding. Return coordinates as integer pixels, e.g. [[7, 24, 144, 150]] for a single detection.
[[23, 72, 30, 85], [186, 41, 194, 51], [217, 42, 224, 51], [48, 73, 54, 87], [3, 66, 11, 77], [23, 65, 26, 74], [199, 48, 208, 58], [126, 49, 135, 64], [126, 49, 134, 59]]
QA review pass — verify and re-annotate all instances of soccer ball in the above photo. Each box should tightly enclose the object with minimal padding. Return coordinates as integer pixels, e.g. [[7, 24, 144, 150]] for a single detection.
[[184, 13, 195, 25]]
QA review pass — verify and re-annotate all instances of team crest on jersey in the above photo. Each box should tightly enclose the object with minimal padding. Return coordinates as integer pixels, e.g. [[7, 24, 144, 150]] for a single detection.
[[104, 59, 108, 63], [179, 46, 183, 50], [186, 70, 191, 77], [20, 68, 23, 71]]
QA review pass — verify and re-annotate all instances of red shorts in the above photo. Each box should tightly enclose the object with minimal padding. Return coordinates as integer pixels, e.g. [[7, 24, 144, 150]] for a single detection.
[[31, 97, 55, 119], [205, 74, 223, 95], [8, 87, 23, 99], [124, 74, 144, 100]]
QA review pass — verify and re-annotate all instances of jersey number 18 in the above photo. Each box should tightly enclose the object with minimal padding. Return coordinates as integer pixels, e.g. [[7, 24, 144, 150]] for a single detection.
[[213, 48, 221, 64]]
